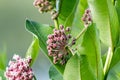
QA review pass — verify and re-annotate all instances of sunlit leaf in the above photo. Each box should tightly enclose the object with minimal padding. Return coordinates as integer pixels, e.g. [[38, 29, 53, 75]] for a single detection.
[[110, 47, 120, 68], [87, 0, 119, 47], [72, 0, 88, 36], [107, 61, 120, 80], [64, 54, 96, 80], [26, 37, 39, 66], [115, 0, 120, 22], [79, 24, 103, 79], [58, 0, 79, 27]]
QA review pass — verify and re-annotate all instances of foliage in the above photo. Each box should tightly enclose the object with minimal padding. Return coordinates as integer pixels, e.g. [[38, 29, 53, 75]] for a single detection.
[[1, 0, 120, 80]]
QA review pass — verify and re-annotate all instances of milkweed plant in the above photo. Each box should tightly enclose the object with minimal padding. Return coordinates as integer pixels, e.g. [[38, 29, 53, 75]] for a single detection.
[[0, 0, 120, 80]]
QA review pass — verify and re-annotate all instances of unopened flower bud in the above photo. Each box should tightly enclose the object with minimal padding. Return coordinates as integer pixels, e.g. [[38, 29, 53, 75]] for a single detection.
[[33, 0, 54, 13], [67, 34, 72, 39], [60, 25, 64, 29], [58, 53, 63, 59], [66, 27, 71, 32], [82, 8, 92, 27]]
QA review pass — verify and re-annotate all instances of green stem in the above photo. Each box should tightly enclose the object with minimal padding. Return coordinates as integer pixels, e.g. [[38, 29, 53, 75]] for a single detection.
[[54, 19, 59, 29], [76, 27, 88, 40], [33, 75, 37, 80], [103, 47, 113, 75]]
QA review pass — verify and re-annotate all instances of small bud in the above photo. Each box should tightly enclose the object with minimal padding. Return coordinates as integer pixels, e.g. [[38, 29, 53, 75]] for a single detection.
[[86, 9, 91, 14], [53, 29, 57, 32], [53, 44, 57, 48], [51, 10, 56, 15], [82, 17, 86, 21], [48, 5, 53, 10], [66, 27, 71, 32], [60, 59, 66, 65], [53, 57, 58, 64], [60, 25, 64, 29], [48, 52, 52, 56], [44, 1, 49, 5], [67, 34, 71, 39], [47, 46, 50, 50], [88, 17, 92, 21], [73, 38, 76, 41], [51, 13, 58, 20], [72, 41, 76, 45], [53, 59, 57, 64]]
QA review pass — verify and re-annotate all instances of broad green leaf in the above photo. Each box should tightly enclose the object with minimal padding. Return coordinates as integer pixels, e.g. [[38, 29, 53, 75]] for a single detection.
[[87, 0, 119, 47], [110, 47, 120, 68], [79, 24, 103, 80], [72, 0, 88, 35], [58, 0, 79, 27], [64, 54, 96, 80], [0, 70, 6, 80], [71, 0, 88, 47], [26, 37, 39, 66], [49, 65, 63, 80], [107, 61, 120, 80], [0, 52, 6, 70], [26, 19, 65, 74], [115, 0, 120, 22]]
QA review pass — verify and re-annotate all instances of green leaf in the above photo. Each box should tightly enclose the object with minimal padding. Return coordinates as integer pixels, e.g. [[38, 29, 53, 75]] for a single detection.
[[26, 37, 39, 66], [49, 65, 63, 80], [71, 0, 88, 47], [0, 52, 6, 70], [79, 24, 103, 80], [110, 47, 120, 68], [115, 0, 120, 22], [26, 19, 65, 74], [107, 61, 120, 80], [64, 54, 96, 80], [58, 0, 79, 27], [72, 0, 88, 33], [87, 0, 119, 47], [0, 70, 6, 80]]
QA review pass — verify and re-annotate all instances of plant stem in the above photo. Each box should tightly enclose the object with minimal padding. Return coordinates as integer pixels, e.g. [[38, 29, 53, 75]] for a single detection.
[[54, 19, 59, 29], [33, 75, 37, 80], [76, 27, 88, 40], [103, 47, 113, 75]]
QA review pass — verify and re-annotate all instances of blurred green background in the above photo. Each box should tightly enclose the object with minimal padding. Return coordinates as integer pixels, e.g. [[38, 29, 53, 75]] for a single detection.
[[0, 0, 53, 79]]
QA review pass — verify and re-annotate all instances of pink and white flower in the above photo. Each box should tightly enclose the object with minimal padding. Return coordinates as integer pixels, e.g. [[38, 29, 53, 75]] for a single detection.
[[4, 54, 33, 80]]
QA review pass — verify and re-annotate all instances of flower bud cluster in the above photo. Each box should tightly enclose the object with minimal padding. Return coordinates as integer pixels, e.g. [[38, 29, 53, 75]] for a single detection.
[[82, 9, 92, 27], [33, 0, 54, 13], [4, 54, 33, 80], [47, 25, 75, 65]]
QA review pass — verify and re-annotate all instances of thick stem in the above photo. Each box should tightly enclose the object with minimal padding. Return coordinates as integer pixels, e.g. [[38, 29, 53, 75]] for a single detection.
[[54, 19, 59, 29], [76, 27, 88, 40], [103, 47, 113, 75]]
